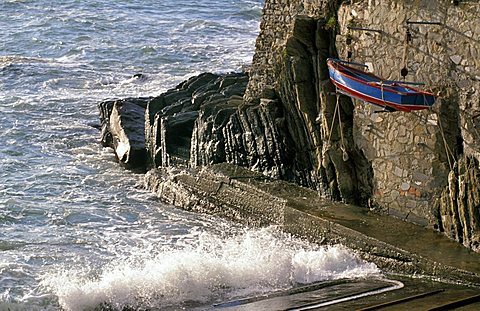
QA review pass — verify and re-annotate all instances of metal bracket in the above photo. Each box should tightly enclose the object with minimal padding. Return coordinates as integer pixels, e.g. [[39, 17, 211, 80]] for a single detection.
[[406, 19, 442, 26]]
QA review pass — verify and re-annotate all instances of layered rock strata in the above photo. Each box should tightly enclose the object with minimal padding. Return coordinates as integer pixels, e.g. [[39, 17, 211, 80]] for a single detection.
[[144, 72, 249, 168], [334, 0, 480, 251], [98, 0, 480, 253], [99, 73, 250, 171], [144, 163, 480, 286], [98, 97, 150, 171]]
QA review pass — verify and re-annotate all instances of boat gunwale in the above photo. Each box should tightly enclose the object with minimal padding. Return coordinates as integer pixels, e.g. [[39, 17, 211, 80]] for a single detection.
[[330, 78, 423, 112], [327, 58, 435, 97]]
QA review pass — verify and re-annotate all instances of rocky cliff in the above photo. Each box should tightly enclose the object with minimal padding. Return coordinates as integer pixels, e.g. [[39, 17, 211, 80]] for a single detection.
[[98, 0, 480, 253], [333, 0, 480, 251]]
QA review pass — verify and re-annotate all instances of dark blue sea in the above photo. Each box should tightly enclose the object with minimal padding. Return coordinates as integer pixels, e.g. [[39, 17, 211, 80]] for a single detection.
[[0, 1, 381, 309]]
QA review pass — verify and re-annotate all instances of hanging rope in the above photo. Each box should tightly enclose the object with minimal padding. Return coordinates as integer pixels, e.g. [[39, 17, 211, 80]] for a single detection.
[[436, 112, 456, 172], [326, 91, 340, 149], [326, 89, 348, 162], [338, 99, 349, 162], [380, 81, 385, 104], [401, 27, 410, 80]]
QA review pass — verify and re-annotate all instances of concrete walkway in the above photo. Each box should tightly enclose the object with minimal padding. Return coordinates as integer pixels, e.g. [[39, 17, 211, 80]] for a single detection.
[[146, 163, 480, 286]]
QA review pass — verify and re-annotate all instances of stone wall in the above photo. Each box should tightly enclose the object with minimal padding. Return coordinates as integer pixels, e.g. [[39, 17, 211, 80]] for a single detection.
[[98, 0, 480, 252], [333, 0, 479, 248], [244, 0, 480, 250], [245, 0, 334, 102]]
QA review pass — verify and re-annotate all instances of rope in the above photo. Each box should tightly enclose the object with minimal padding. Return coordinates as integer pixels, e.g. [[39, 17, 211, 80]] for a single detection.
[[380, 81, 385, 103], [337, 96, 348, 161], [379, 80, 390, 112], [326, 89, 348, 162], [326, 91, 340, 148], [437, 113, 456, 171]]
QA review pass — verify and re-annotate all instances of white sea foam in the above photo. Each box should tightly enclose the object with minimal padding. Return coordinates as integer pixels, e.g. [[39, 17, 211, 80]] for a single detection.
[[41, 227, 380, 310], [0, 1, 385, 309]]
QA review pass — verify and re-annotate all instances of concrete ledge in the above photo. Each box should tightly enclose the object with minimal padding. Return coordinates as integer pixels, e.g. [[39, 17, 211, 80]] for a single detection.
[[144, 163, 480, 286]]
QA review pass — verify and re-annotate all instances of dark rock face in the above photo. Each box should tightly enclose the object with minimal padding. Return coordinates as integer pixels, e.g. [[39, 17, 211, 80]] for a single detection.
[[97, 0, 480, 254], [145, 72, 249, 168], [136, 70, 304, 190], [274, 16, 373, 203], [437, 156, 480, 252], [98, 73, 251, 171], [98, 97, 150, 171], [192, 96, 292, 179]]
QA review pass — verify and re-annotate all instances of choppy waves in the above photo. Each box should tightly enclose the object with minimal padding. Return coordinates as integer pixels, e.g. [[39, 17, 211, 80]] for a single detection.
[[41, 227, 380, 311], [0, 0, 384, 309]]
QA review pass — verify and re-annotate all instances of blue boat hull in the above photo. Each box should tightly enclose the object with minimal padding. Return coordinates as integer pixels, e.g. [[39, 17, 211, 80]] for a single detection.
[[327, 59, 435, 112]]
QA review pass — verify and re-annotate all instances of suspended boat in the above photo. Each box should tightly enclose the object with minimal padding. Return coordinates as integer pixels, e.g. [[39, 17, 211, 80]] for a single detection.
[[327, 58, 435, 112]]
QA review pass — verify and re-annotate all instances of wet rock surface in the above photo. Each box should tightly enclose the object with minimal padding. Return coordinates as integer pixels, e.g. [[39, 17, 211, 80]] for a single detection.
[[98, 0, 480, 257], [144, 163, 480, 286], [145, 72, 249, 168], [98, 97, 149, 171]]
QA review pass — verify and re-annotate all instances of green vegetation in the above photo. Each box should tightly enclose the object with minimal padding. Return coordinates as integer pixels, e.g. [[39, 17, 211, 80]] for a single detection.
[[325, 16, 337, 30]]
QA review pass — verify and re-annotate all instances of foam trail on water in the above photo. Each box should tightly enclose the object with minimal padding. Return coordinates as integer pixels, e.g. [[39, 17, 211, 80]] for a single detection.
[[41, 227, 380, 310]]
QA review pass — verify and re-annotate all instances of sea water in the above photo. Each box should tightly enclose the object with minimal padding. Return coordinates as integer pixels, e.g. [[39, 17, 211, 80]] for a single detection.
[[0, 0, 381, 310]]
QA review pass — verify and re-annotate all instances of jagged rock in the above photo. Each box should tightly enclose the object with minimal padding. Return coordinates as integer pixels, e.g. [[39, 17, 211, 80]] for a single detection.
[[97, 0, 480, 254], [98, 100, 115, 147], [143, 72, 249, 168], [98, 98, 149, 171], [98, 73, 249, 170], [273, 16, 374, 203], [437, 156, 480, 252], [191, 97, 289, 180]]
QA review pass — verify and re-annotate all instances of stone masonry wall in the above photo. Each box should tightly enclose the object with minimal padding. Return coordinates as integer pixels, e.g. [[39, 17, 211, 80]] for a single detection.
[[245, 0, 333, 102], [334, 0, 479, 231], [98, 0, 479, 251], [245, 0, 375, 205], [245, 0, 480, 250]]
